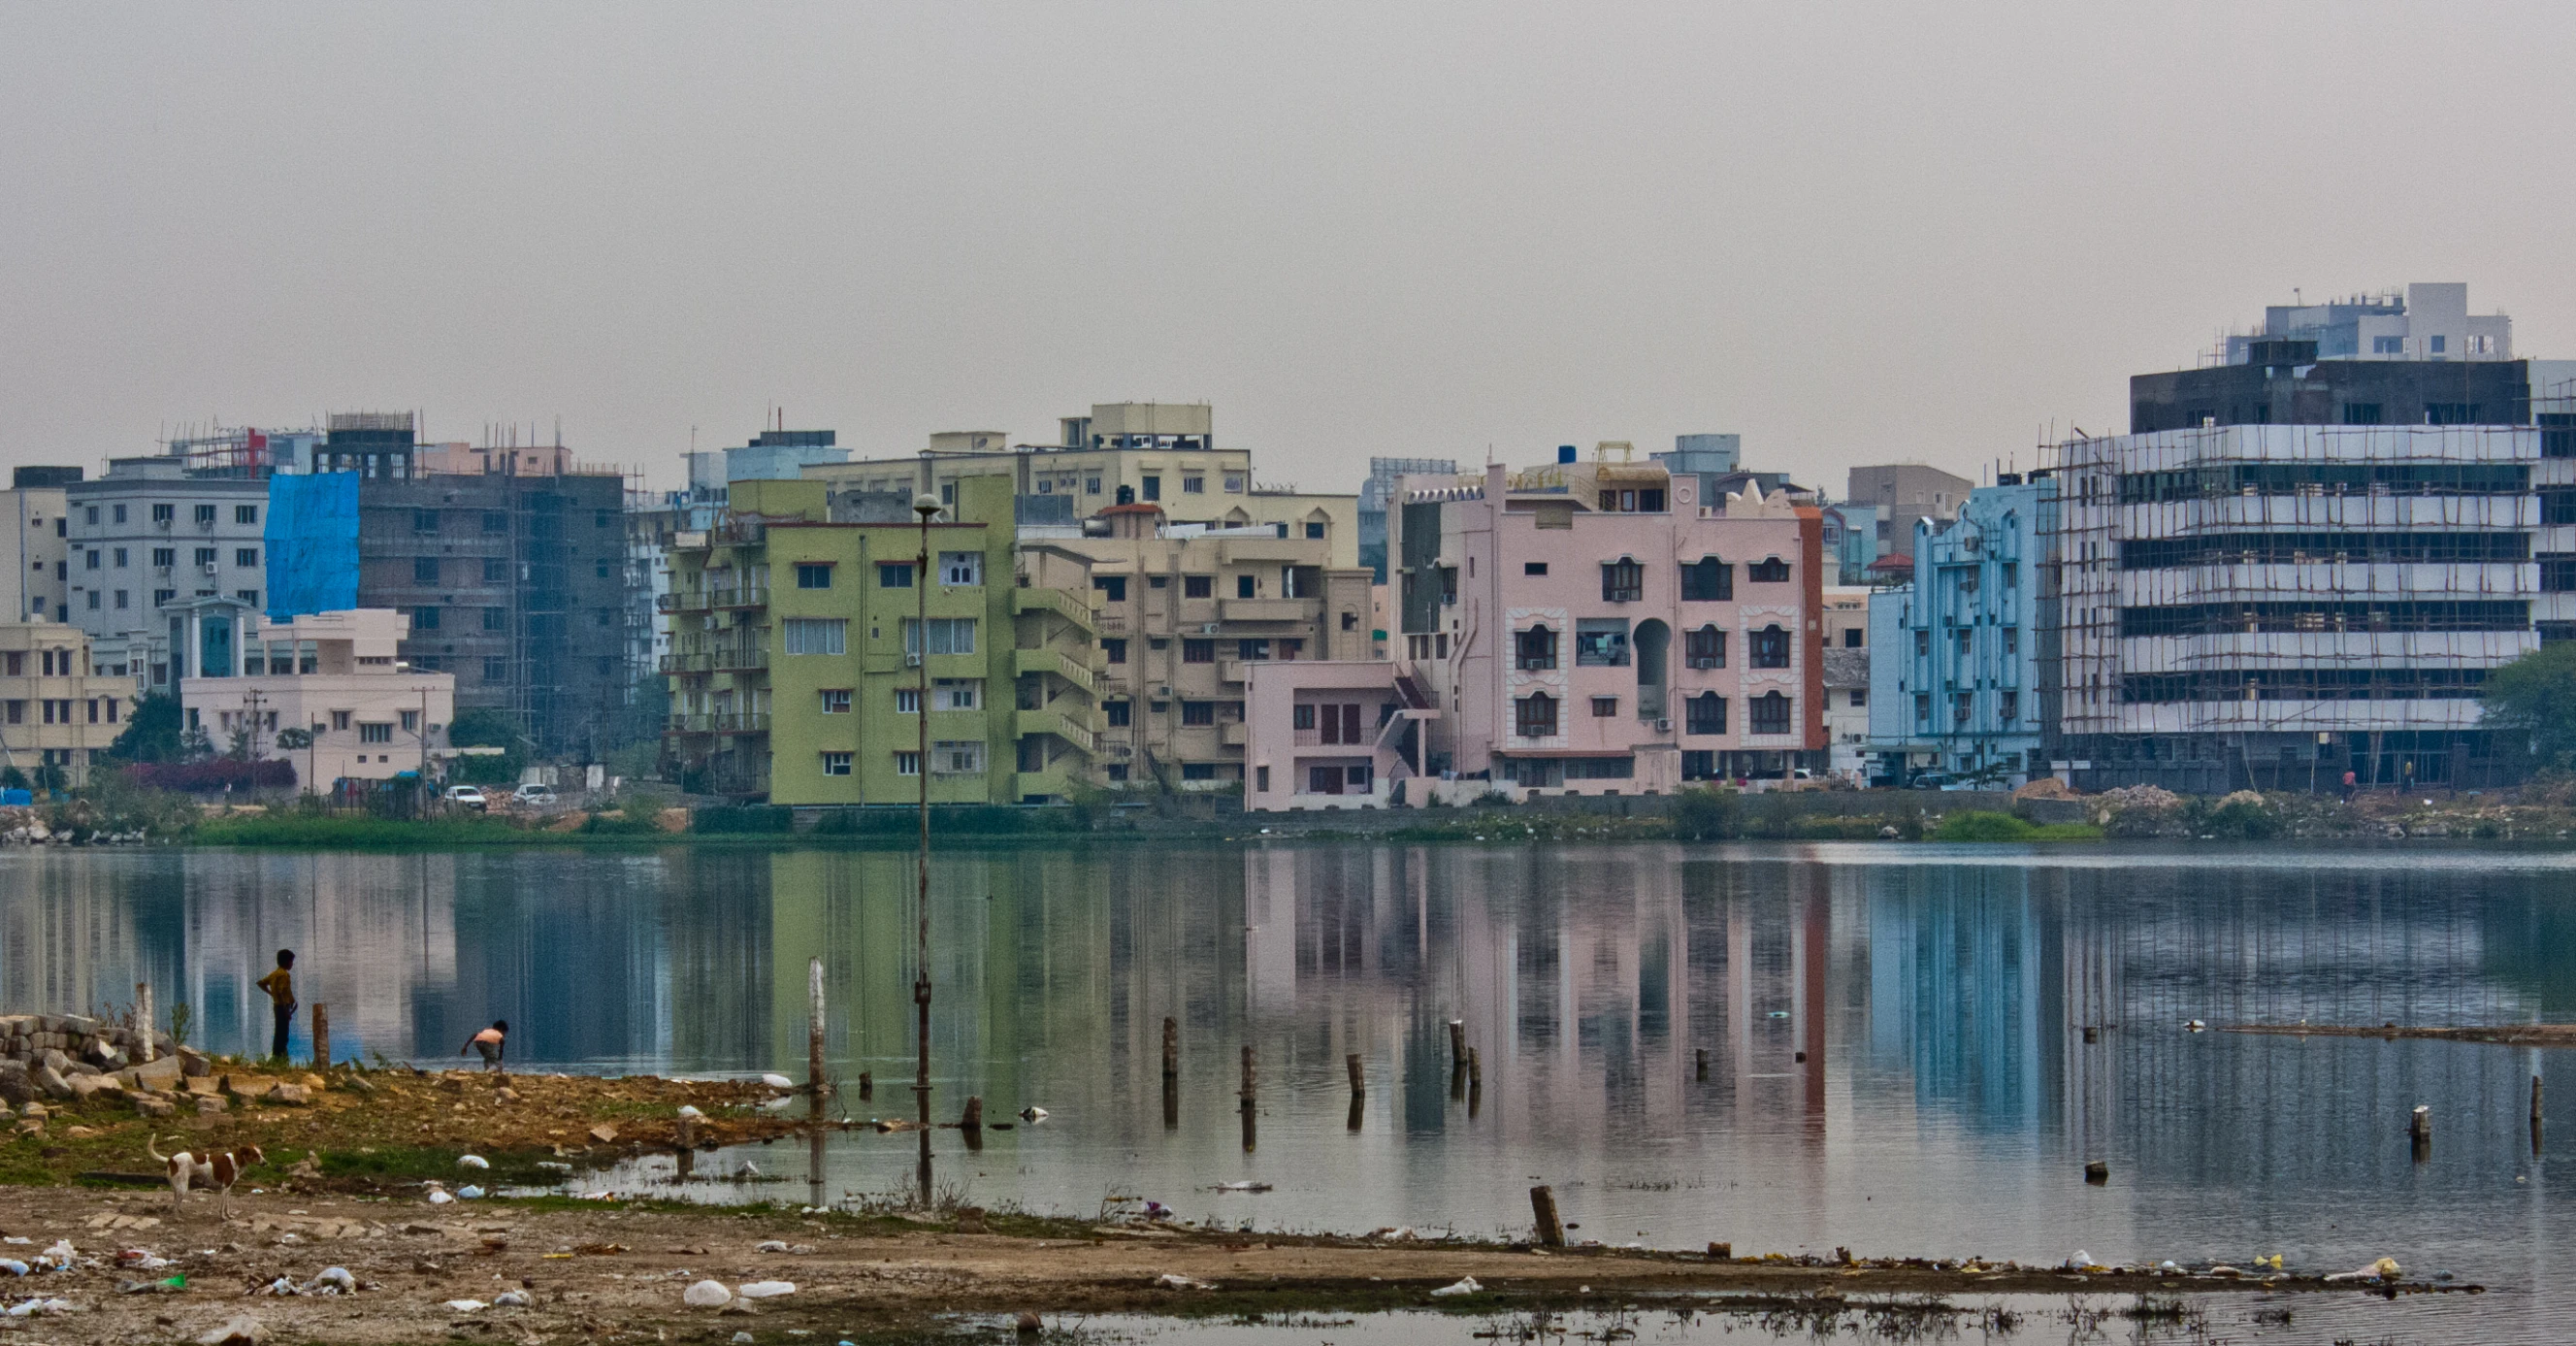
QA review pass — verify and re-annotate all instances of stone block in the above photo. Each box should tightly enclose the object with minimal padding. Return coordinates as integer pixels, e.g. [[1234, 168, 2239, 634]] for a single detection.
[[223, 1074, 281, 1100], [183, 1076, 221, 1097], [195, 1095, 229, 1115], [35, 1066, 74, 1100], [133, 1095, 176, 1119], [271, 1083, 311, 1106], [66, 1073, 103, 1100], [0, 1069, 33, 1109], [38, 1048, 69, 1075]]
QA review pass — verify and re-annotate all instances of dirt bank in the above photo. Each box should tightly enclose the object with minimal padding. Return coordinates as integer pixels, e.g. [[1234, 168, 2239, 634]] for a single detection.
[[2226, 1021, 2576, 1048], [0, 1186, 2472, 1345]]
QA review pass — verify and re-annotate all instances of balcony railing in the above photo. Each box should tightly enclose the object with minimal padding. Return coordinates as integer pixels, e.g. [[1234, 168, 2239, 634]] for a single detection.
[[1012, 584, 1100, 632], [1015, 706, 1097, 755], [708, 586, 768, 610], [1012, 646, 1097, 696], [711, 645, 768, 673]]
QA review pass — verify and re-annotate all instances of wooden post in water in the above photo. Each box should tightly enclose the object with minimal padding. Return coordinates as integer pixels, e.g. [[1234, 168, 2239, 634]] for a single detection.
[[858, 1070, 872, 1101], [961, 1096, 984, 1151], [310, 1003, 330, 1070], [2534, 1076, 2546, 1153], [136, 982, 155, 1065], [2410, 1104, 2432, 1161], [1346, 1053, 1364, 1098], [808, 958, 829, 1122], [1467, 1046, 1482, 1118], [1448, 1020, 1465, 1068], [1239, 1044, 1256, 1109], [1161, 1017, 1179, 1130], [1529, 1186, 1564, 1247], [1694, 1048, 1708, 1082]]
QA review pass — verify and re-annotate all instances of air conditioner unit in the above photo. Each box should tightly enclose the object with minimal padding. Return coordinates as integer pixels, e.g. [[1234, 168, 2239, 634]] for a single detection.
[[1201, 622, 1221, 634], [1655, 718, 1672, 733], [201, 563, 218, 576]]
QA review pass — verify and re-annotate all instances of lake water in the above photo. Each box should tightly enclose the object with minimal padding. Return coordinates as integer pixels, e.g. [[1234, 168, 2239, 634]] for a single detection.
[[3, 839, 2571, 1343]]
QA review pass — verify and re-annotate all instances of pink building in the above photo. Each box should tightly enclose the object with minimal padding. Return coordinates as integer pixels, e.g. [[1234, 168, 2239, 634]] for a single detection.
[[1387, 455, 1826, 793], [1242, 661, 1437, 809]]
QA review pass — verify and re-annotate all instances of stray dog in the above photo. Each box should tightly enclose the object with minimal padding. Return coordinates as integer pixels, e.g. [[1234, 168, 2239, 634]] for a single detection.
[[146, 1137, 264, 1220]]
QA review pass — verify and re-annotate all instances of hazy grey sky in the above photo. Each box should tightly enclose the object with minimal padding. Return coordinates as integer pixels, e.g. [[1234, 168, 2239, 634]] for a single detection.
[[6, 4, 2572, 493]]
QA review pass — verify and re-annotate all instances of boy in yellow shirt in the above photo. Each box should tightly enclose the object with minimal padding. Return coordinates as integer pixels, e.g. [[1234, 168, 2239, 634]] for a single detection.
[[254, 950, 296, 1062]]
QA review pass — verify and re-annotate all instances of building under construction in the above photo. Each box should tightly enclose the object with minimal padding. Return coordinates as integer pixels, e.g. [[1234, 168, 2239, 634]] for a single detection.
[[2049, 422, 2542, 792], [345, 416, 636, 757]]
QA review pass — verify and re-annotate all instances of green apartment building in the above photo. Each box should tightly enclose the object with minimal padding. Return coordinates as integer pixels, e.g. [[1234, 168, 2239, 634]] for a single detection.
[[662, 476, 1102, 804]]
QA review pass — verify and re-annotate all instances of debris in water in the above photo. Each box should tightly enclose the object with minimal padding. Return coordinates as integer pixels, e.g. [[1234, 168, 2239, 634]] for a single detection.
[[1430, 1276, 1482, 1297], [457, 1155, 489, 1169]]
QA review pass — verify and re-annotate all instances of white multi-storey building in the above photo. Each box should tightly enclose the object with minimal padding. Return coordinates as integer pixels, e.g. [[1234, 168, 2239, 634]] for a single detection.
[[2053, 423, 2538, 793], [65, 454, 273, 689]]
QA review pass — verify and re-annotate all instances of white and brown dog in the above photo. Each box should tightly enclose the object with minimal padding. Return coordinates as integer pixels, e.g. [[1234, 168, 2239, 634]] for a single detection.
[[146, 1137, 264, 1220]]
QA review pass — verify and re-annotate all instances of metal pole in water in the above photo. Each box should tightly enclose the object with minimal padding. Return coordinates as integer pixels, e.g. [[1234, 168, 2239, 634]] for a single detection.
[[913, 487, 941, 1200]]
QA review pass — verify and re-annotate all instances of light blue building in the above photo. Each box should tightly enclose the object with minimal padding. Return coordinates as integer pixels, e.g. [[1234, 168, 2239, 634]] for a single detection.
[[1867, 473, 2059, 786]]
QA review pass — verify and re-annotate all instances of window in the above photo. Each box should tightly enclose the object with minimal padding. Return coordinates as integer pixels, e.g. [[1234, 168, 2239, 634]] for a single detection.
[[1292, 704, 1316, 732], [482, 556, 507, 583], [235, 547, 258, 568], [1748, 692, 1791, 736], [194, 504, 216, 525], [1236, 575, 1256, 599], [820, 752, 852, 775], [1183, 476, 1205, 494], [1999, 690, 2019, 722], [113, 591, 127, 609], [412, 509, 440, 534], [1748, 557, 1790, 582], [1236, 639, 1270, 661], [2374, 335, 2404, 354], [878, 562, 914, 588], [1182, 763, 1218, 781], [113, 548, 126, 567], [933, 740, 985, 774], [1843, 627, 1864, 648], [2003, 627, 2019, 655], [2429, 334, 2447, 354], [1224, 475, 1244, 493], [1914, 630, 1931, 656], [772, 615, 851, 657], [1685, 692, 1725, 736], [1183, 639, 1216, 664], [820, 689, 852, 714], [895, 750, 921, 776], [151, 546, 176, 568], [153, 589, 174, 607], [903, 617, 975, 657], [481, 510, 507, 534], [1515, 692, 1559, 738], [1913, 693, 1931, 723], [1574, 618, 1630, 667], [400, 708, 420, 733], [1256, 765, 1270, 792], [82, 549, 98, 571], [1141, 476, 1161, 502], [1590, 695, 1618, 718], [482, 607, 505, 631], [1103, 638, 1127, 664], [359, 722, 393, 744], [83, 591, 97, 610], [1685, 625, 1725, 669], [1184, 575, 1212, 598], [1516, 626, 1558, 671], [895, 687, 921, 714], [1087, 476, 1103, 495], [1601, 559, 1643, 602], [484, 656, 507, 682], [194, 547, 217, 566], [796, 563, 833, 589], [228, 504, 257, 526], [1750, 625, 1790, 669], [938, 551, 983, 586], [1148, 575, 1168, 589], [82, 506, 97, 526], [1182, 701, 1215, 726], [934, 678, 979, 710], [2342, 403, 2383, 426], [407, 605, 439, 632], [1092, 575, 1125, 602], [1953, 691, 1974, 722], [151, 503, 173, 524], [413, 556, 440, 585], [1105, 700, 1131, 727], [1304, 521, 1324, 540]]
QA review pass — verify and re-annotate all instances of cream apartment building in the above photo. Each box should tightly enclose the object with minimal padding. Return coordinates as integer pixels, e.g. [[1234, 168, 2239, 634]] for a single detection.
[[179, 608, 457, 789], [0, 622, 131, 788]]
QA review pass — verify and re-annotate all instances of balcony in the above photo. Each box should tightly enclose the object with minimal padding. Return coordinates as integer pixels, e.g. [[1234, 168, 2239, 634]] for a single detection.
[[709, 586, 768, 610], [711, 645, 769, 673], [1219, 596, 1307, 624], [715, 711, 770, 734], [666, 713, 713, 734], [1217, 537, 1311, 564], [1220, 721, 1247, 747], [658, 590, 709, 614], [1217, 659, 1246, 684], [658, 652, 712, 675], [1012, 584, 1099, 633], [1015, 706, 1097, 755], [1013, 646, 1098, 696]]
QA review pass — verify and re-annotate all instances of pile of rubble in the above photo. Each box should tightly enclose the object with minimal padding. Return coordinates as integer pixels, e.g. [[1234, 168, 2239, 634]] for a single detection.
[[0, 1013, 201, 1114]]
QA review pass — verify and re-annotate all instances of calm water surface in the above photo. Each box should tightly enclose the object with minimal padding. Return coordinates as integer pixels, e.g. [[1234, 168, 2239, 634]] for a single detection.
[[3, 839, 2571, 1343]]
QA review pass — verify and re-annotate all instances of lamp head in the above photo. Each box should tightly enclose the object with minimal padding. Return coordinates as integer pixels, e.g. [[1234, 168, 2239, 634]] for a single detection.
[[912, 493, 942, 521]]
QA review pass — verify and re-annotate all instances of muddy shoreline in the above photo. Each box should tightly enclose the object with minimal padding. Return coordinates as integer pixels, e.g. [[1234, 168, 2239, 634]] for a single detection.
[[2225, 1021, 2576, 1047]]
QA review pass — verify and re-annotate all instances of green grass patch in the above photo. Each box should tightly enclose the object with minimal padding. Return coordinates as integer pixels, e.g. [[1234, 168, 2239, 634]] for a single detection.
[[1933, 810, 2102, 842], [316, 1144, 567, 1188]]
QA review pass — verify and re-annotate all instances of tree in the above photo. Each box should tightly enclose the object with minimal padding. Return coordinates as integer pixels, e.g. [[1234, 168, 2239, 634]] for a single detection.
[[447, 707, 529, 785], [2481, 642, 2576, 769], [108, 693, 187, 763]]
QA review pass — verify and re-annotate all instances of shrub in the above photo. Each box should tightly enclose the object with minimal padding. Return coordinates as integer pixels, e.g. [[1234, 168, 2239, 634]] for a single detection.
[[124, 758, 296, 794], [1936, 810, 2038, 841], [694, 804, 794, 834], [1671, 785, 1742, 840]]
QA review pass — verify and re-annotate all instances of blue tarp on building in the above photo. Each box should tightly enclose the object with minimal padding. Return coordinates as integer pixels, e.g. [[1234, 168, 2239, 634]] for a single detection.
[[264, 473, 360, 621]]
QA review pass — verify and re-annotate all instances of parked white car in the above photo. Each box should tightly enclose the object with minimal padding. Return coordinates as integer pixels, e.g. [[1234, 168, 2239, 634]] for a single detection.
[[509, 783, 560, 808], [441, 785, 489, 811]]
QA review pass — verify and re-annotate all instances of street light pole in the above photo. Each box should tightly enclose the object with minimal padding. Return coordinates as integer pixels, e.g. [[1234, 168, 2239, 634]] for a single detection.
[[912, 487, 940, 1199]]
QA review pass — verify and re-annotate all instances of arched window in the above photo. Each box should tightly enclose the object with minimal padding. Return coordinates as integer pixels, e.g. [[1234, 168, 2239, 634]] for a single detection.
[[1515, 691, 1558, 738], [1684, 692, 1726, 737], [1748, 691, 1791, 736], [1750, 624, 1790, 669], [1600, 558, 1643, 602], [1516, 625, 1558, 671], [1680, 557, 1732, 601], [1685, 625, 1725, 669], [1748, 556, 1790, 582]]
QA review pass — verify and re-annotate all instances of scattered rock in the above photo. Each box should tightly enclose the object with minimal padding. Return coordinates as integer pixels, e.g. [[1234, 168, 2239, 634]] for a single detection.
[[588, 1124, 618, 1144], [271, 1084, 311, 1106], [683, 1279, 733, 1308], [35, 1065, 73, 1100], [195, 1315, 265, 1345]]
